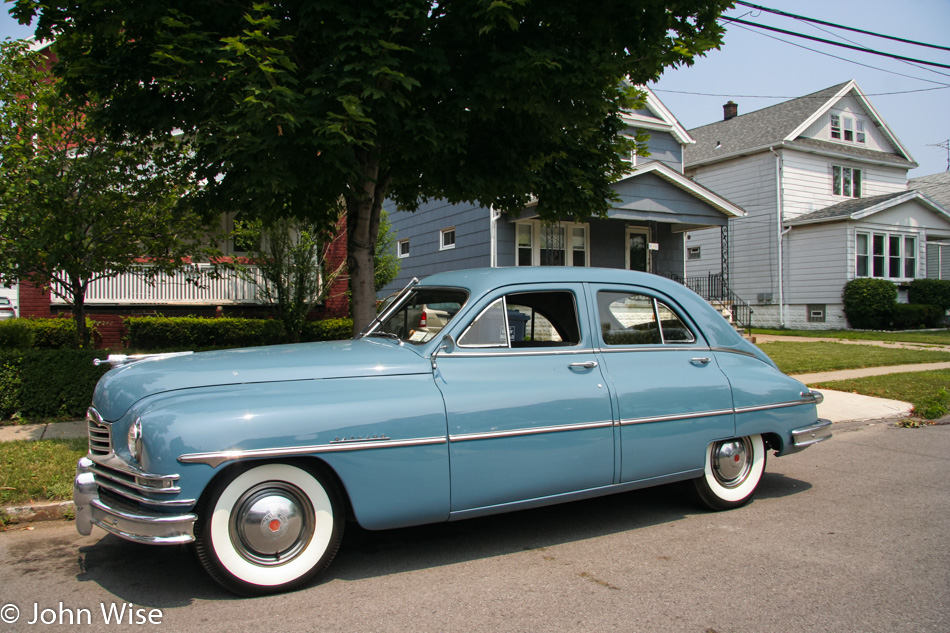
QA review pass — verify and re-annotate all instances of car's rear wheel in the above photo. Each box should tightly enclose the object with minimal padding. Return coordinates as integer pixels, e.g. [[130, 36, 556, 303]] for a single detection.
[[692, 434, 766, 511], [194, 462, 343, 596]]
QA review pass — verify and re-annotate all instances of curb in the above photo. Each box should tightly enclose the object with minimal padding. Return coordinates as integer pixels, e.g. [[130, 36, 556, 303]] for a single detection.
[[1, 500, 73, 525]]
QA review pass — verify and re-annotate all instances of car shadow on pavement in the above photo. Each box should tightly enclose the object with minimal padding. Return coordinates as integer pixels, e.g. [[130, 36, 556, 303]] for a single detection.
[[70, 474, 812, 603]]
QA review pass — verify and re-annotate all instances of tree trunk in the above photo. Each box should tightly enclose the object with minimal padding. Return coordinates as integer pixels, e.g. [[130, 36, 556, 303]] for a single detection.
[[346, 154, 391, 337], [71, 280, 90, 349]]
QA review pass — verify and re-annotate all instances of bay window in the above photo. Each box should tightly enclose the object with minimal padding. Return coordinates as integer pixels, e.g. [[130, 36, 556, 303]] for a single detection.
[[857, 231, 916, 280]]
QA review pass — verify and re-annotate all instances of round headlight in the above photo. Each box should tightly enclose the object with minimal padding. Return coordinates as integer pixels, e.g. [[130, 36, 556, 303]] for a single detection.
[[127, 417, 143, 463]]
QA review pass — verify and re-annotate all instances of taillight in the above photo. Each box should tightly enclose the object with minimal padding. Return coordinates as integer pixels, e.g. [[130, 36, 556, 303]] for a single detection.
[[419, 312, 427, 328]]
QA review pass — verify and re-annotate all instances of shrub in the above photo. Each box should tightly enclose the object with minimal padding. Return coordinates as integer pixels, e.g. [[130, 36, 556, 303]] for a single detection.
[[301, 318, 353, 342], [0, 349, 110, 419], [891, 304, 943, 330], [908, 279, 950, 312], [0, 317, 95, 349], [125, 316, 286, 350], [843, 278, 898, 329], [0, 320, 34, 349]]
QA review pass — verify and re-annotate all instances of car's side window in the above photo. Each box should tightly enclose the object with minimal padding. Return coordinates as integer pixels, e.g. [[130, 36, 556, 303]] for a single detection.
[[598, 291, 695, 346], [458, 291, 581, 348]]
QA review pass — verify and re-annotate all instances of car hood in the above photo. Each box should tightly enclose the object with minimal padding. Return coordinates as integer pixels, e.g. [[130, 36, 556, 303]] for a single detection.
[[92, 339, 431, 421]]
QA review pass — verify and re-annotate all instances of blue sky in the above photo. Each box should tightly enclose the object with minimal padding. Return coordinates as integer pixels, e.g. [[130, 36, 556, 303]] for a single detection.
[[2, 1, 948, 176]]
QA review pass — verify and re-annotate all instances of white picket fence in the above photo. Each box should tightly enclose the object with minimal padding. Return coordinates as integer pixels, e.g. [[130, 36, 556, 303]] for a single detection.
[[50, 264, 265, 305]]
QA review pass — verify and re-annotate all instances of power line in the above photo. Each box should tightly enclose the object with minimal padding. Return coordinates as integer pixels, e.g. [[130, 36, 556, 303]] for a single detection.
[[735, 1, 950, 53], [724, 18, 950, 70], [724, 20, 950, 87], [653, 85, 950, 100]]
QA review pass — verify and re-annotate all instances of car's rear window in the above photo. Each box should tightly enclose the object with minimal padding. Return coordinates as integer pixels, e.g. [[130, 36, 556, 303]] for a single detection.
[[597, 291, 695, 345]]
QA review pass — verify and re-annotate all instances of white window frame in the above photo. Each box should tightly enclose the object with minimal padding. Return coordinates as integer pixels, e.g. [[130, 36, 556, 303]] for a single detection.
[[397, 239, 410, 259], [687, 246, 701, 261], [830, 113, 867, 145], [856, 231, 917, 281], [514, 220, 590, 267], [833, 165, 862, 198], [440, 227, 456, 251], [830, 114, 841, 140]]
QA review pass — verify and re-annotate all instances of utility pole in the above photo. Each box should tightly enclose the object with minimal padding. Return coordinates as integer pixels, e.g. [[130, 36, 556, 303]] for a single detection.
[[927, 140, 950, 172]]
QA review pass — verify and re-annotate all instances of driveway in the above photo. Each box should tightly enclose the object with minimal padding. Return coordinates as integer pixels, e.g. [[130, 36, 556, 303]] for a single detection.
[[1, 422, 947, 633]]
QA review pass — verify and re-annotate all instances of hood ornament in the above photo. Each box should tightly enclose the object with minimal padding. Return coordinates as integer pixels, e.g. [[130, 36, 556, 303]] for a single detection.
[[93, 351, 194, 367]]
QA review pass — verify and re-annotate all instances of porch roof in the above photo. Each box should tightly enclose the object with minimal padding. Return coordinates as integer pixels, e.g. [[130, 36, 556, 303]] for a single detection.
[[607, 161, 746, 230]]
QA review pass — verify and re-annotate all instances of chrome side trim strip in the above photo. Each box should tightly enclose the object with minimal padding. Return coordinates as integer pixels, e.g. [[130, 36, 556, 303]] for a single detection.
[[444, 348, 592, 358], [735, 399, 816, 414], [598, 345, 709, 354], [178, 436, 447, 468], [709, 346, 759, 359], [620, 409, 734, 426], [450, 420, 614, 443]]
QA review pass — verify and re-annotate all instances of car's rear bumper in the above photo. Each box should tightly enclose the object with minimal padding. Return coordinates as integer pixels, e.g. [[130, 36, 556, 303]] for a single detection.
[[785, 418, 833, 454], [74, 458, 196, 545]]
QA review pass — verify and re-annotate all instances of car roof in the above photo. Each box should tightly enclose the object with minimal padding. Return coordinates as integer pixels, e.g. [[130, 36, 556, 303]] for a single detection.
[[418, 266, 686, 297]]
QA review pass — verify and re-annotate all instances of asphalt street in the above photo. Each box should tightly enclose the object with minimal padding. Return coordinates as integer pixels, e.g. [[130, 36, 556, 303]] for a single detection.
[[0, 421, 948, 633]]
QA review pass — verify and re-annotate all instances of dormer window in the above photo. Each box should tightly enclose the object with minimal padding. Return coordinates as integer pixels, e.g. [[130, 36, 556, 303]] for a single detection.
[[830, 114, 866, 144], [830, 114, 841, 140]]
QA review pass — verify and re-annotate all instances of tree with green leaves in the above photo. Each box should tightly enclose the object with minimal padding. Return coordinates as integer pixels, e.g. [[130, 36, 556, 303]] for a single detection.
[[374, 210, 400, 294], [0, 39, 219, 347], [14, 0, 732, 334], [231, 213, 346, 343]]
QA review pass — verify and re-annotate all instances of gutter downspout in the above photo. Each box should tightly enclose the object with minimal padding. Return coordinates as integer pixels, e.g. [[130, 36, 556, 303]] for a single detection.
[[770, 147, 785, 328], [489, 205, 499, 267]]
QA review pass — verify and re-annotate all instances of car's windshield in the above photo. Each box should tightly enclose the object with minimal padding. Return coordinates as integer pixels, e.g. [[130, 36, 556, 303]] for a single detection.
[[367, 288, 468, 345]]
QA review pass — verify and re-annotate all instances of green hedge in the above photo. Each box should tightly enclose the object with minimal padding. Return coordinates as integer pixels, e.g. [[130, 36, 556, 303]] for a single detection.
[[0, 318, 94, 350], [0, 349, 110, 419], [301, 318, 353, 342], [125, 316, 286, 349], [891, 303, 944, 330], [908, 279, 950, 312], [843, 278, 898, 330]]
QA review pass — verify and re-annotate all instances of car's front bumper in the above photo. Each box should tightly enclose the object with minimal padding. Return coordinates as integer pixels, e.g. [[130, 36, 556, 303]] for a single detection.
[[74, 457, 196, 545]]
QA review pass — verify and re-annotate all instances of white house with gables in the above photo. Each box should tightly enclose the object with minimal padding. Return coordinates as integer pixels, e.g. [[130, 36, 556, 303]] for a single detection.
[[683, 80, 950, 329]]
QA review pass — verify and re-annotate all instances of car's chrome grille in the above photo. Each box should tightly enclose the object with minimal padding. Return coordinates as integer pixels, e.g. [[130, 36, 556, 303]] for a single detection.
[[87, 410, 112, 457]]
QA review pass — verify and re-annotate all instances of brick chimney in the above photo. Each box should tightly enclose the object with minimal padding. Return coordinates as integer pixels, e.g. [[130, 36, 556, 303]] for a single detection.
[[723, 100, 738, 121]]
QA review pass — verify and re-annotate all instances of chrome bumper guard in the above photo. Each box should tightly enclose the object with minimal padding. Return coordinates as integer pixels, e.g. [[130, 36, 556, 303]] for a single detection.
[[74, 457, 197, 545], [789, 418, 833, 452]]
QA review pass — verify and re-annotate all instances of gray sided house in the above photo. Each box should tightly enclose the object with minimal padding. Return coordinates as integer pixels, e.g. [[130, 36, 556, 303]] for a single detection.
[[684, 81, 950, 329], [382, 88, 746, 309]]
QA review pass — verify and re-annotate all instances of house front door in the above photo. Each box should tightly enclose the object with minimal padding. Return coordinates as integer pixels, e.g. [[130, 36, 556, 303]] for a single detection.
[[626, 228, 649, 273]]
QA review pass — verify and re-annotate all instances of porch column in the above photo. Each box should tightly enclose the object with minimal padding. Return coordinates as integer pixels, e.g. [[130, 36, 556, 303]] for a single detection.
[[720, 225, 729, 288]]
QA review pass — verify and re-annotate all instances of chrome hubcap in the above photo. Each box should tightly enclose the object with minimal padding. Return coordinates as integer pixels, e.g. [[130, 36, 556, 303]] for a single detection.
[[230, 482, 315, 566], [712, 438, 752, 488]]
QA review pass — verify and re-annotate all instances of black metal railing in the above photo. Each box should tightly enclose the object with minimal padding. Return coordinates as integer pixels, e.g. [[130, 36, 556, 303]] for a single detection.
[[664, 273, 753, 336]]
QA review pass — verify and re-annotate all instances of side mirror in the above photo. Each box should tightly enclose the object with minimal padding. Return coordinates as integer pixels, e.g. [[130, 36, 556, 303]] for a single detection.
[[431, 334, 455, 369]]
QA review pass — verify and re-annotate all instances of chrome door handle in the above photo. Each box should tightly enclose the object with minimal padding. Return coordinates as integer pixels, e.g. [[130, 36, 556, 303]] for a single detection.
[[569, 361, 598, 370], [690, 357, 711, 366]]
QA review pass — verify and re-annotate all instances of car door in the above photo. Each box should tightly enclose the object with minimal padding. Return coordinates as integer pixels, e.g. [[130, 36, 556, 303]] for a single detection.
[[433, 284, 615, 513], [591, 285, 736, 483]]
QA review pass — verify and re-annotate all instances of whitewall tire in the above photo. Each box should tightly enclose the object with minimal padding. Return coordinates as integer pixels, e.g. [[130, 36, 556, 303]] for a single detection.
[[194, 462, 343, 595], [692, 434, 766, 511]]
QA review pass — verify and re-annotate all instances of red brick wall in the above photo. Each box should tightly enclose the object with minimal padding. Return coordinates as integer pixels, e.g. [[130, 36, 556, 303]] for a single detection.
[[18, 280, 52, 318]]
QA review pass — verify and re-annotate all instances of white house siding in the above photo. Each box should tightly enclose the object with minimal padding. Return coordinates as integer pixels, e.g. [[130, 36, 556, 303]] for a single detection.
[[686, 153, 777, 303], [785, 223, 849, 305], [800, 94, 894, 154], [781, 151, 907, 221]]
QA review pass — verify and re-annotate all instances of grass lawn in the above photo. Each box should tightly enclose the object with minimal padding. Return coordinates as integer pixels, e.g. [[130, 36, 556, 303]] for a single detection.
[[0, 438, 87, 507], [753, 328, 950, 346], [758, 341, 950, 375], [813, 370, 950, 420]]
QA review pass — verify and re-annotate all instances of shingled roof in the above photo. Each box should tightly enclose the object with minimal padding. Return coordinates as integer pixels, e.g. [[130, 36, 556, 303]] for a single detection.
[[787, 190, 950, 226], [910, 172, 950, 210], [685, 81, 915, 168]]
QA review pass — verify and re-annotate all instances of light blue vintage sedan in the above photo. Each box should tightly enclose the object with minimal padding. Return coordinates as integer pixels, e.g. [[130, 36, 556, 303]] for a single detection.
[[75, 267, 831, 595]]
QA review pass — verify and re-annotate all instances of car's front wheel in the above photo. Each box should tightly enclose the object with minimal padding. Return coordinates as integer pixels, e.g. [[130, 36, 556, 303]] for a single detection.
[[692, 434, 766, 511], [194, 462, 343, 596]]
